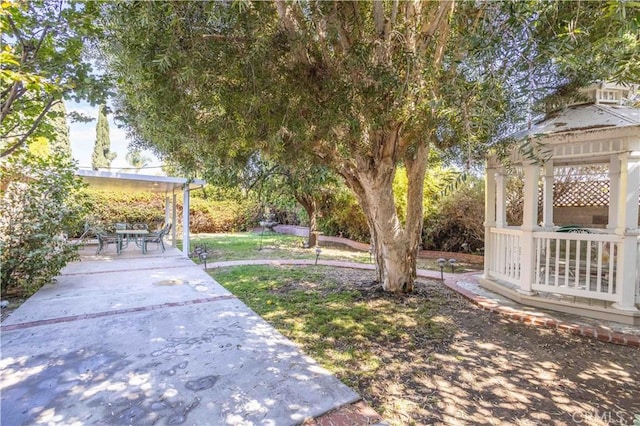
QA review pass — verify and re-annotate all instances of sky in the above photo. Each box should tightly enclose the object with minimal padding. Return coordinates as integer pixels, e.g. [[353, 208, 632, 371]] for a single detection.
[[68, 100, 162, 172]]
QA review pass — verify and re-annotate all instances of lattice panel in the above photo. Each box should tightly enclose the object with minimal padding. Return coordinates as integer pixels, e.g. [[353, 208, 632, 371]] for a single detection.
[[553, 180, 610, 207]]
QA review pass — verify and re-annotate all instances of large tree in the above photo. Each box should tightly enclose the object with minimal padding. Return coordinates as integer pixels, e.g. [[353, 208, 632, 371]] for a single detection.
[[91, 104, 116, 170], [102, 1, 638, 292], [1, 0, 109, 158]]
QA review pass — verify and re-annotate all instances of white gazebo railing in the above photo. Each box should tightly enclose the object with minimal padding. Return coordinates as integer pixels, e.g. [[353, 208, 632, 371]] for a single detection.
[[486, 227, 522, 286], [532, 231, 622, 302], [482, 82, 640, 325]]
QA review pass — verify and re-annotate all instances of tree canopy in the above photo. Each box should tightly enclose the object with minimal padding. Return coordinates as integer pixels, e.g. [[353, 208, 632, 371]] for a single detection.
[[1, 0, 110, 158], [100, 0, 639, 292]]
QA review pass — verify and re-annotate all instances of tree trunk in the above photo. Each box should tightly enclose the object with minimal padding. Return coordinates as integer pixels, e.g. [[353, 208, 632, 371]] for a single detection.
[[295, 193, 317, 248], [339, 135, 429, 293]]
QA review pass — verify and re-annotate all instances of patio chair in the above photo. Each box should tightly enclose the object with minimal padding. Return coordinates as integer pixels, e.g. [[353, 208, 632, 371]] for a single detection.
[[142, 223, 171, 254], [96, 231, 120, 254]]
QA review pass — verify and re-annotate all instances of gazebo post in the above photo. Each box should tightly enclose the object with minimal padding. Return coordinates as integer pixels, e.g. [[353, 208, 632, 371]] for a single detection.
[[484, 160, 497, 279], [495, 167, 507, 228], [613, 152, 640, 311], [518, 163, 540, 295], [607, 155, 621, 231], [541, 161, 554, 230]]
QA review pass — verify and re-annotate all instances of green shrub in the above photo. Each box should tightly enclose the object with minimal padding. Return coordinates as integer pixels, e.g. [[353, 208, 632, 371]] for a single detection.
[[188, 198, 258, 233], [422, 178, 485, 252], [318, 187, 370, 243], [1, 151, 89, 297], [84, 190, 259, 234]]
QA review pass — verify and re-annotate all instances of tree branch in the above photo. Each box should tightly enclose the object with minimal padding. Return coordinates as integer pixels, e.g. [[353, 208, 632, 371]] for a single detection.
[[0, 98, 58, 158], [7, 15, 26, 47]]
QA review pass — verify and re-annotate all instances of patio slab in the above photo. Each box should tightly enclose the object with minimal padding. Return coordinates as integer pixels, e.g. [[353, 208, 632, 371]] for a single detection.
[[0, 249, 360, 425]]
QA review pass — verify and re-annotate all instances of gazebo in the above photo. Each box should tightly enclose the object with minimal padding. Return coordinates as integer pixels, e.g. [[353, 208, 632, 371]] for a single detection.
[[76, 169, 205, 257], [482, 82, 640, 325]]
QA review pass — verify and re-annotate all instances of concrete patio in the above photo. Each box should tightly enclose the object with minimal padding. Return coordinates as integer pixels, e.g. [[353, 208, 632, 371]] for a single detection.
[[0, 246, 363, 425]]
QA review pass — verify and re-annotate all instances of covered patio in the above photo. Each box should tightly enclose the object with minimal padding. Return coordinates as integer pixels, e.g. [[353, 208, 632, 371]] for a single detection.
[[75, 170, 205, 256], [482, 82, 640, 325]]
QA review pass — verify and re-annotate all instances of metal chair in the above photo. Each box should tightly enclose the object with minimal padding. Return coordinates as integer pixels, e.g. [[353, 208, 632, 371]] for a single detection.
[[142, 223, 171, 254], [96, 232, 120, 254]]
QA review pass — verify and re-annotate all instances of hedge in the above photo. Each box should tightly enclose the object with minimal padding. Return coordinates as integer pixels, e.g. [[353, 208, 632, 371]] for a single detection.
[[84, 190, 258, 234]]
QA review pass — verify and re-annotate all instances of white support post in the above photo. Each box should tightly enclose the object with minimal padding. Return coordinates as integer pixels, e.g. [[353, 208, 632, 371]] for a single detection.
[[519, 164, 540, 295], [484, 162, 497, 279], [541, 162, 554, 230], [613, 152, 640, 311], [522, 164, 540, 230], [164, 194, 171, 247], [182, 185, 190, 257], [172, 192, 177, 249], [608, 155, 620, 231], [495, 168, 507, 228]]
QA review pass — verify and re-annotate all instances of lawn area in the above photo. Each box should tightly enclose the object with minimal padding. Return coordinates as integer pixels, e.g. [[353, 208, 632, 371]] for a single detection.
[[191, 231, 482, 273], [209, 263, 640, 425], [4, 231, 637, 424]]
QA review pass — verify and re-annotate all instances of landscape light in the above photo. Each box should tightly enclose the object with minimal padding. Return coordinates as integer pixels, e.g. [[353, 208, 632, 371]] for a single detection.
[[449, 258, 457, 273], [437, 258, 446, 280], [199, 251, 208, 269]]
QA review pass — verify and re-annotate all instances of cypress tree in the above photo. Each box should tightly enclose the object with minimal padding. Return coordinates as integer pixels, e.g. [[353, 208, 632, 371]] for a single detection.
[[49, 100, 72, 157], [91, 104, 116, 170]]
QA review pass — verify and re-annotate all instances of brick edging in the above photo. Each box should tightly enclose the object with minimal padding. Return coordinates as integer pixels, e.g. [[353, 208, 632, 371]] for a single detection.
[[442, 277, 640, 349], [305, 400, 386, 426], [0, 295, 236, 332]]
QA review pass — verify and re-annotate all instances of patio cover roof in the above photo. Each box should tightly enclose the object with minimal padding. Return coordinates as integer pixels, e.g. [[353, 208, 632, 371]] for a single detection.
[[75, 169, 205, 194]]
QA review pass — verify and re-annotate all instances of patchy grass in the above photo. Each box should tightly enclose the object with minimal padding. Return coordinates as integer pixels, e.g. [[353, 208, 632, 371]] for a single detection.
[[213, 265, 452, 383], [191, 231, 371, 264], [192, 231, 481, 273], [210, 265, 640, 425]]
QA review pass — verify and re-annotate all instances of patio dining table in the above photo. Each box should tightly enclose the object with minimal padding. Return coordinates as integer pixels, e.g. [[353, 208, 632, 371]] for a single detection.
[[115, 229, 149, 253]]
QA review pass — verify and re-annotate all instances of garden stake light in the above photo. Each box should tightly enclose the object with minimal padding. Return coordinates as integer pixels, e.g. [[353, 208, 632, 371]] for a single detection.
[[437, 258, 446, 280], [449, 258, 457, 273], [315, 246, 322, 265]]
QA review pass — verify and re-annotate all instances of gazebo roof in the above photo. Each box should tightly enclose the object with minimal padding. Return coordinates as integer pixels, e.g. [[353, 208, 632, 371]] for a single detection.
[[76, 169, 205, 194], [513, 103, 640, 140], [501, 83, 640, 166]]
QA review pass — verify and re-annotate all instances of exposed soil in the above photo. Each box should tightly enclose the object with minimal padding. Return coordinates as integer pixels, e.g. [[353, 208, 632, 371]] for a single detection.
[[1, 294, 26, 323], [283, 268, 640, 426]]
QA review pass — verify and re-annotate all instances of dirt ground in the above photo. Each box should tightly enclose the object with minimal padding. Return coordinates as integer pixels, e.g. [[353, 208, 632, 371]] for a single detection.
[[300, 269, 640, 426]]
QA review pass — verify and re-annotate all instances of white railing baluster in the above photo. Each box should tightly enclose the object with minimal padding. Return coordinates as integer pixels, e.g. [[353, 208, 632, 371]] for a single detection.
[[585, 241, 591, 291], [596, 241, 603, 293], [608, 243, 615, 295], [564, 239, 570, 288], [545, 238, 551, 286], [554, 238, 560, 287], [575, 239, 581, 289]]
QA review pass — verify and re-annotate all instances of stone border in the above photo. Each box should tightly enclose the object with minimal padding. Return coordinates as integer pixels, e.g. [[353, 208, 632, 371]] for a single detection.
[[304, 401, 388, 426], [442, 274, 640, 349]]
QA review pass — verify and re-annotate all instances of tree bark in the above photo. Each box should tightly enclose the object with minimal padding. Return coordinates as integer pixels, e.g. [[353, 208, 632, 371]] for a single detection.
[[338, 134, 429, 293], [295, 193, 318, 247]]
